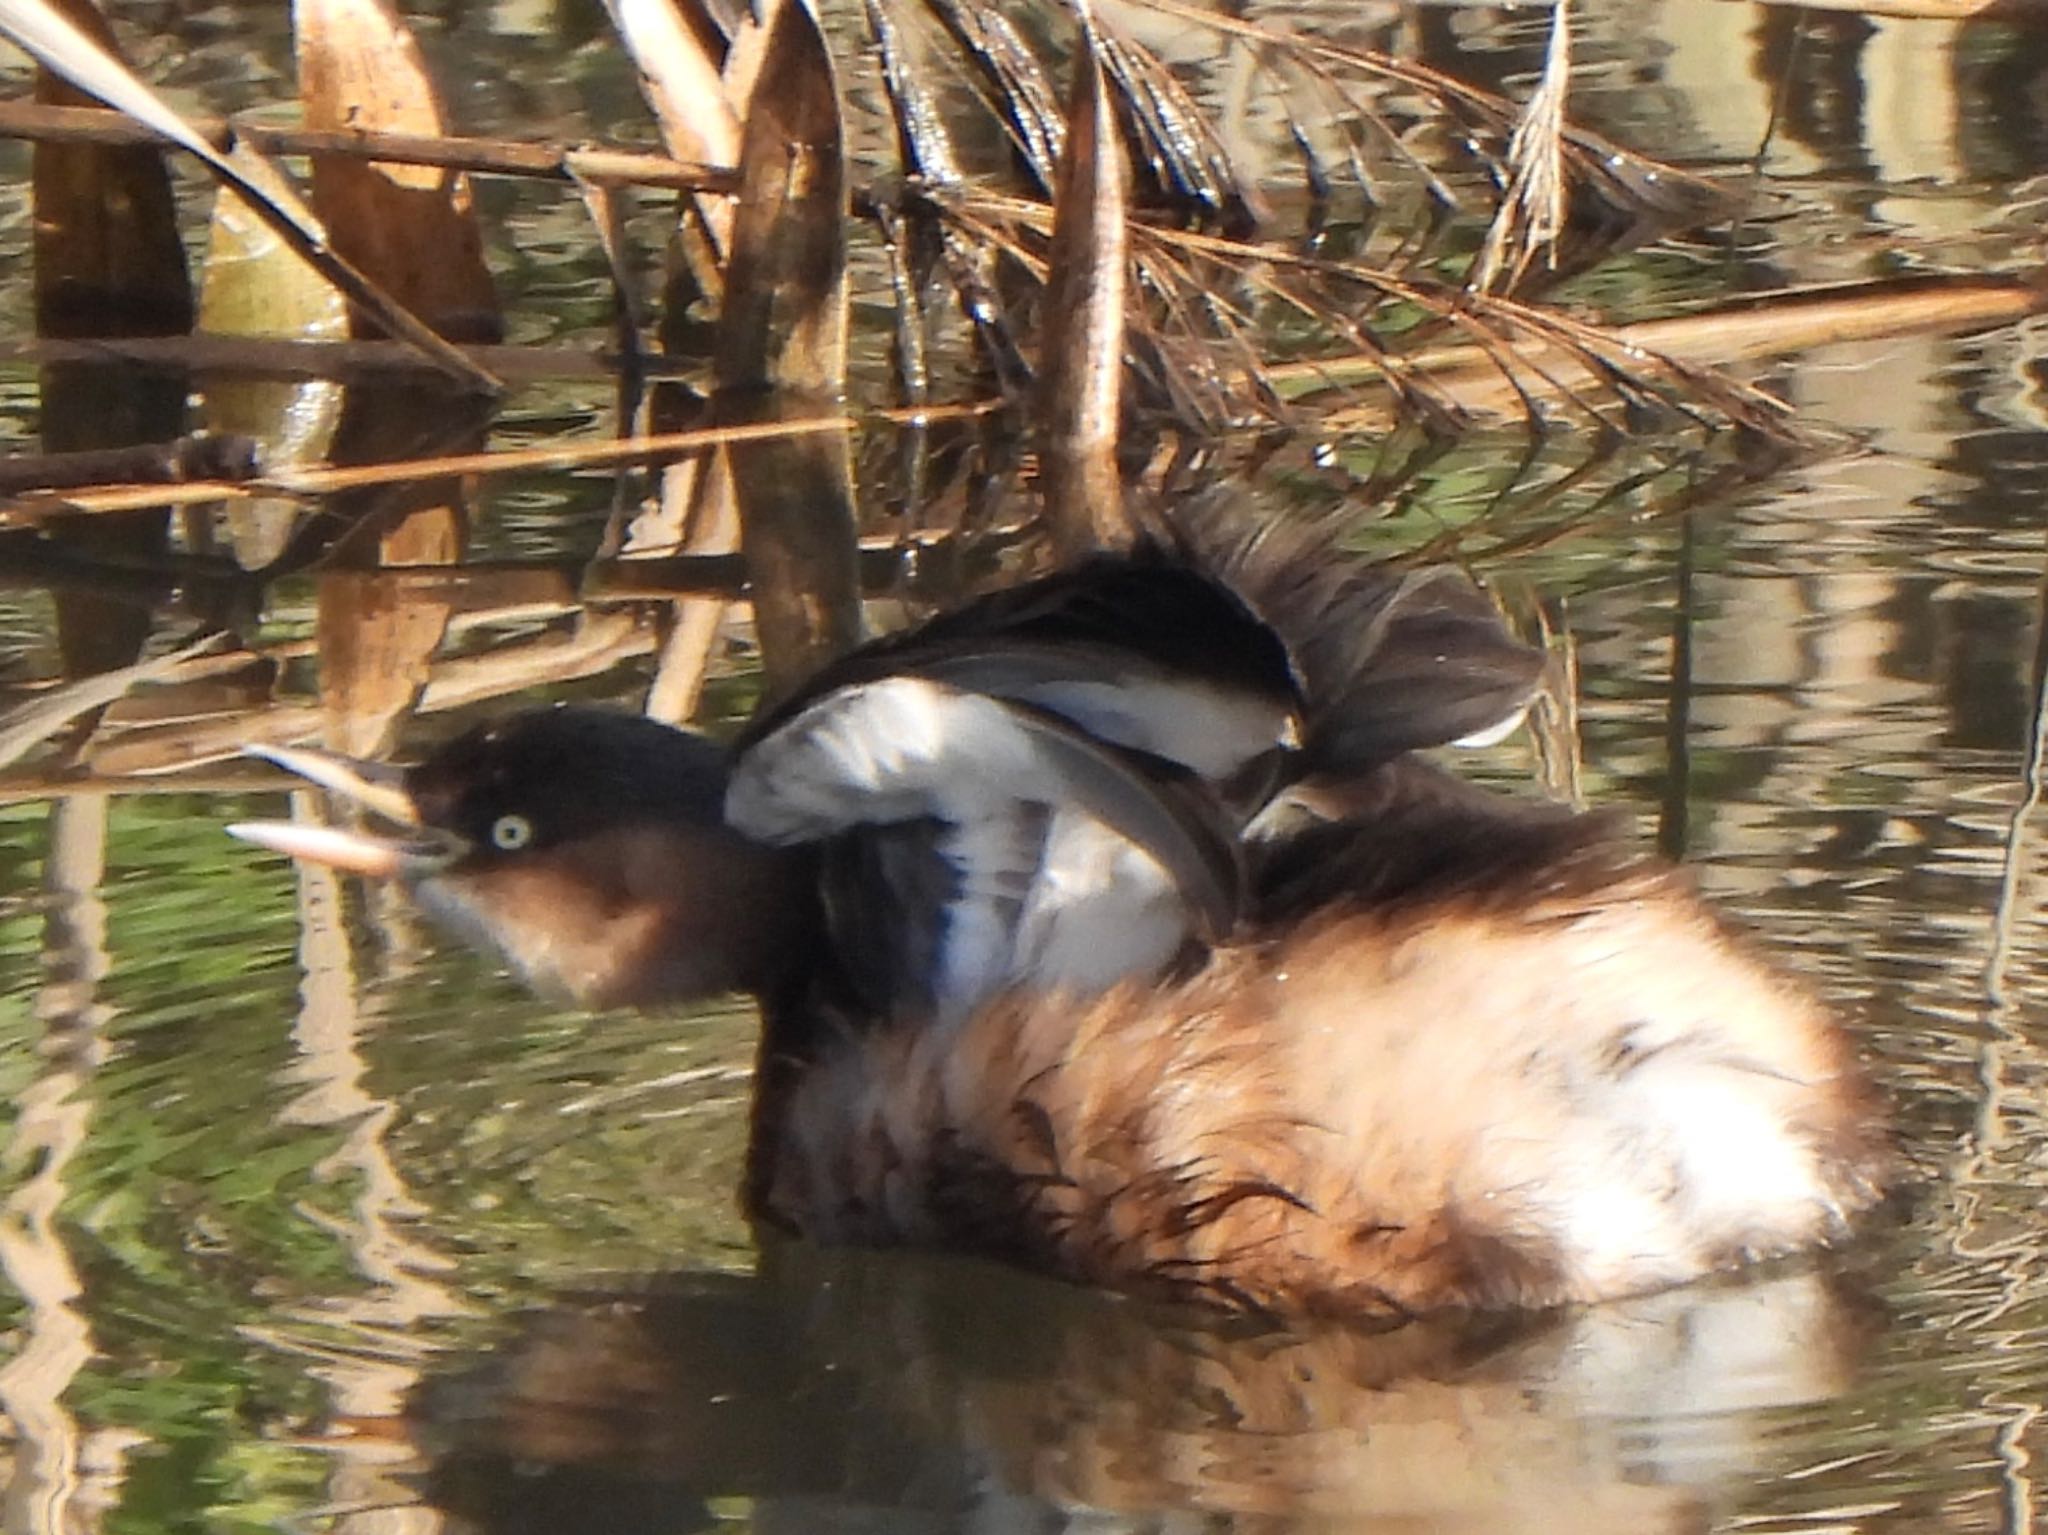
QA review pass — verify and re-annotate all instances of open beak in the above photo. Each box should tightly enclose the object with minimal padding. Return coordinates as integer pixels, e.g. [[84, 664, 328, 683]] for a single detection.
[[227, 743, 469, 878]]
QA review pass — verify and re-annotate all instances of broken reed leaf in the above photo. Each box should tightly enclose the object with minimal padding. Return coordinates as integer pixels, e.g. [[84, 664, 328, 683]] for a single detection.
[[714, 1, 863, 689], [1103, 215, 1789, 437], [604, 0, 743, 171], [1037, 31, 1132, 555], [295, 0, 502, 342], [29, 0, 191, 465], [714, 0, 849, 395], [864, 0, 966, 187], [0, 0, 498, 391], [284, 0, 500, 610], [921, 0, 1065, 190], [1470, 0, 1572, 296], [1090, 21, 1257, 230], [948, 188, 1601, 434], [604, 0, 744, 329], [1128, 0, 1728, 250], [1286, 272, 2048, 433]]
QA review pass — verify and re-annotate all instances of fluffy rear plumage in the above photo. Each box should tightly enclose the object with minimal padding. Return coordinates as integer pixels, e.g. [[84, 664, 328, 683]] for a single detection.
[[760, 805, 1888, 1314]]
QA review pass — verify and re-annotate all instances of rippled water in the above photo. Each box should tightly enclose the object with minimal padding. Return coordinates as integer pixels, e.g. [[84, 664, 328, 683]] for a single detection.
[[3, 3, 2048, 1533]]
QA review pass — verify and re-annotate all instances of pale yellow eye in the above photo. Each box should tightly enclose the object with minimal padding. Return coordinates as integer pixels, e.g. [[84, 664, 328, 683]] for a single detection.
[[489, 814, 535, 851]]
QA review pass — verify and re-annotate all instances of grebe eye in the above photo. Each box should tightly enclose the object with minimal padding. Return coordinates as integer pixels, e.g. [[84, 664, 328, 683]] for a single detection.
[[489, 814, 535, 851]]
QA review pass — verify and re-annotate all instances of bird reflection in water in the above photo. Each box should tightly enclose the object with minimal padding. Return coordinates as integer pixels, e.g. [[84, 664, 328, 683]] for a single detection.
[[408, 1242, 1878, 1535]]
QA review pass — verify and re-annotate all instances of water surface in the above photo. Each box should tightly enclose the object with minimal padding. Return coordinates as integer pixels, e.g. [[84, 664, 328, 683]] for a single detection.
[[2, 3, 2047, 1532]]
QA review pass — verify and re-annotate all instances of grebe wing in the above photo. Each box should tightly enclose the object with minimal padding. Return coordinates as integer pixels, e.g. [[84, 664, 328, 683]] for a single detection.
[[736, 553, 1305, 793], [729, 675, 1240, 1022]]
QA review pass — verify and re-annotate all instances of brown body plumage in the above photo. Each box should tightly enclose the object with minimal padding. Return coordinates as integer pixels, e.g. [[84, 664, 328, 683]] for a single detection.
[[759, 760, 1886, 1316]]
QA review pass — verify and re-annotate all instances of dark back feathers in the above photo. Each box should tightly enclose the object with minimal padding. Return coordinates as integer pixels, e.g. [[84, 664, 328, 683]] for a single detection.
[[1157, 505, 1548, 774], [737, 548, 1301, 756]]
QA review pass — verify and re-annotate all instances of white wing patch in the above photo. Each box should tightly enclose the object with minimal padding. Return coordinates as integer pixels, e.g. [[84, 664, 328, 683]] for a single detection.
[[729, 676, 1226, 1023], [1013, 808, 1188, 999], [726, 676, 971, 838]]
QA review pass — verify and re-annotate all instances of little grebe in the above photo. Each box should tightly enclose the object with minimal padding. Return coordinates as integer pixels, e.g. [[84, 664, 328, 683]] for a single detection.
[[230, 514, 1891, 1315]]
